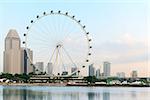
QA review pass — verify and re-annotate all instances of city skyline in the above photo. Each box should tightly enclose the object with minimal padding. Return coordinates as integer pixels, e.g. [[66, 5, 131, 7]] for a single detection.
[[0, 0, 149, 77]]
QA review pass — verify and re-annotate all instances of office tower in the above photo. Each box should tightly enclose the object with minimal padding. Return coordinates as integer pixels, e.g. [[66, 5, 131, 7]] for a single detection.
[[21, 48, 33, 74], [3, 29, 22, 74], [46, 62, 53, 75], [131, 70, 138, 78], [96, 69, 100, 79], [89, 64, 95, 76], [35, 62, 44, 73], [103, 61, 111, 78], [116, 72, 125, 78]]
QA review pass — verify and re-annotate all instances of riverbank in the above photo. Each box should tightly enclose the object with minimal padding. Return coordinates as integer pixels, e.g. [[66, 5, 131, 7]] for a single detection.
[[0, 83, 149, 87], [0, 83, 67, 87], [67, 83, 150, 87]]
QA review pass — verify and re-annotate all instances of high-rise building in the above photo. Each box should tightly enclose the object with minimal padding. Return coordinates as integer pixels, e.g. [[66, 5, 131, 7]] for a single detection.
[[131, 70, 138, 78], [46, 62, 53, 75], [21, 48, 33, 74], [3, 29, 22, 74], [89, 64, 95, 76], [103, 61, 111, 78], [35, 62, 44, 73], [96, 69, 100, 79], [116, 72, 125, 78]]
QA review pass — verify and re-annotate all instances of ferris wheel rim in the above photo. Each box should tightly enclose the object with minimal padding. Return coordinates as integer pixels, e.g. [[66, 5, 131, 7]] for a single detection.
[[23, 10, 92, 76]]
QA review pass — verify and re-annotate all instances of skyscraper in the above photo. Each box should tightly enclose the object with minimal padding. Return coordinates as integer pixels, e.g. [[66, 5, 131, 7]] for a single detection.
[[103, 61, 111, 78], [21, 48, 33, 74], [46, 62, 53, 75], [89, 64, 95, 76], [131, 70, 138, 78], [3, 29, 22, 74], [96, 69, 100, 79]]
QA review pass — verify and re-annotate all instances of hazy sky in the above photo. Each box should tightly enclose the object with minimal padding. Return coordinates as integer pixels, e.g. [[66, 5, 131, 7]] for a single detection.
[[0, 0, 149, 77]]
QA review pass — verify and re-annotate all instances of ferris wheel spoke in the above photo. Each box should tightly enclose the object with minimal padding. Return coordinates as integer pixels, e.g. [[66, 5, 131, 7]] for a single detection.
[[46, 16, 59, 44], [36, 20, 53, 38], [60, 16, 71, 39], [31, 20, 57, 43], [30, 35, 50, 45], [28, 42, 52, 51], [61, 22, 82, 44], [30, 28, 52, 43], [41, 17, 57, 43], [57, 14, 62, 36], [52, 15, 60, 41], [29, 29, 59, 48], [61, 13, 68, 31], [32, 26, 49, 39]]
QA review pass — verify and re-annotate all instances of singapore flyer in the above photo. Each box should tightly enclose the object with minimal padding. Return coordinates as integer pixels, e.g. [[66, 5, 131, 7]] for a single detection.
[[24, 10, 92, 76]]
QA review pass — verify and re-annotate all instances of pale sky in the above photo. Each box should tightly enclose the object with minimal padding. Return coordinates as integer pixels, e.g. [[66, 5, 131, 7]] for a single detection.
[[0, 0, 149, 77]]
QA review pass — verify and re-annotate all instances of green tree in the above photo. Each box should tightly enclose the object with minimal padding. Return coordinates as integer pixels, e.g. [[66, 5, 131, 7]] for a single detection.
[[84, 76, 97, 84]]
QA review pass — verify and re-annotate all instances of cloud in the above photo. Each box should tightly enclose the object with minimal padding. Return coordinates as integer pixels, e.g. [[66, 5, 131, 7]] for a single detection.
[[93, 33, 148, 65]]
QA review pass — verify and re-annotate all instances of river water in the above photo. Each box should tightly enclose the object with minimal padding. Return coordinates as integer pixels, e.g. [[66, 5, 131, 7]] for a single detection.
[[0, 86, 149, 100]]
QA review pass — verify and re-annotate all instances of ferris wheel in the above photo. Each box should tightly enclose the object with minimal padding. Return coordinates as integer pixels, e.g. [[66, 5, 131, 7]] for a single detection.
[[23, 10, 92, 76]]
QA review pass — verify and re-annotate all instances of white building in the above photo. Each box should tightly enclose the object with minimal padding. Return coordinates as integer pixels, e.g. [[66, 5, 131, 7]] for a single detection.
[[96, 69, 100, 79], [46, 62, 53, 75], [103, 61, 111, 78], [35, 62, 44, 73], [89, 64, 95, 76], [116, 72, 125, 78], [3, 29, 22, 74], [131, 70, 138, 78]]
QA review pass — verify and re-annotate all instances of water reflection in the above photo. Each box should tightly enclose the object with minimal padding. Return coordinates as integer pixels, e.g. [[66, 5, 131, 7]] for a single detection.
[[88, 92, 95, 100], [3, 88, 46, 100], [1, 86, 149, 100], [2, 87, 107, 100], [103, 92, 110, 100]]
